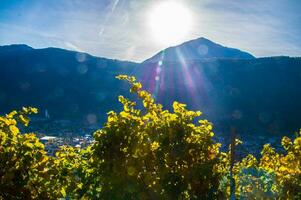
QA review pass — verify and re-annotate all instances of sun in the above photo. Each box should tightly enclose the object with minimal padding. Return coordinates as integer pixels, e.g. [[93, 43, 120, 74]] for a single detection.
[[148, 1, 192, 46]]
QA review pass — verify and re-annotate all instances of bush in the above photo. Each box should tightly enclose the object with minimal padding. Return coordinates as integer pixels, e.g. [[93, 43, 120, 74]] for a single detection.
[[0, 75, 300, 199], [0, 107, 52, 199], [233, 134, 301, 199], [91, 75, 223, 199]]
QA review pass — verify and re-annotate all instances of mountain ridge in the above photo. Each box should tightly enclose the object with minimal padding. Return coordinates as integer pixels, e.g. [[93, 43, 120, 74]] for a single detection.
[[0, 44, 139, 65], [1, 40, 301, 136], [1, 37, 256, 64]]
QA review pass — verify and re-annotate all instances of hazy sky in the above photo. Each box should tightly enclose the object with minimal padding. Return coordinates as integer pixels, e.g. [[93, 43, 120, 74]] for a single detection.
[[0, 0, 300, 62]]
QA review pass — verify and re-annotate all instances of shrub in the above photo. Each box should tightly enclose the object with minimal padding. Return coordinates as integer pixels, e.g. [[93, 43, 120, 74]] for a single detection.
[[233, 133, 301, 199], [0, 75, 300, 199], [0, 107, 52, 199], [91, 75, 224, 199]]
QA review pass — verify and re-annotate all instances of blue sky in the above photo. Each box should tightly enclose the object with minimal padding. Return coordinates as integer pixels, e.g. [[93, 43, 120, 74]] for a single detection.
[[0, 0, 300, 62]]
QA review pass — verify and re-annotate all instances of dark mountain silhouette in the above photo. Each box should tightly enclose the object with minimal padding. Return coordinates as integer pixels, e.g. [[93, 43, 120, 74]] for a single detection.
[[0, 42, 301, 137], [137, 57, 301, 136], [0, 44, 138, 119], [143, 37, 255, 63]]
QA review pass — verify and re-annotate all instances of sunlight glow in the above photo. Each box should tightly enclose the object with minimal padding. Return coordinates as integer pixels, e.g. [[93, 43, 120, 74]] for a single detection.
[[148, 1, 192, 46]]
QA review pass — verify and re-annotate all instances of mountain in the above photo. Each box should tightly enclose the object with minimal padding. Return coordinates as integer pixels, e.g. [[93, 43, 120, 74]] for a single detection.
[[137, 57, 301, 136], [143, 37, 255, 63], [0, 44, 138, 119], [0, 42, 301, 138]]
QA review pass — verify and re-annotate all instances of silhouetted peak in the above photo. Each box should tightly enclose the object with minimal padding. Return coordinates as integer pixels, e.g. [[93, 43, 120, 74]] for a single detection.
[[143, 37, 255, 63]]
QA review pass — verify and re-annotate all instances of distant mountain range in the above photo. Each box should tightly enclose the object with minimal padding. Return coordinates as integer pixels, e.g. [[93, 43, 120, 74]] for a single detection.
[[1, 37, 301, 136]]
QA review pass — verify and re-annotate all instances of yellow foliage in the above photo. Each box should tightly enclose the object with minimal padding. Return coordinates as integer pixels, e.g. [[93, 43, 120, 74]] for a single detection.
[[0, 75, 300, 199]]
